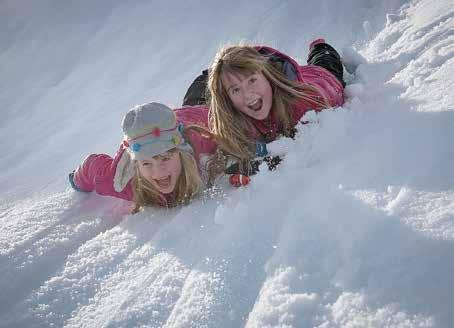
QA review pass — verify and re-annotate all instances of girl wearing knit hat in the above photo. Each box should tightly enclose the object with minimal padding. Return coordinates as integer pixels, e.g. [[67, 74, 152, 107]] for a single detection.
[[69, 102, 219, 212]]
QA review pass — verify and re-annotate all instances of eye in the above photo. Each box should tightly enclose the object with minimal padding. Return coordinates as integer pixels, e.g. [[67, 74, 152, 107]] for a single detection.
[[158, 152, 173, 161], [141, 161, 151, 167], [230, 87, 240, 96], [248, 76, 257, 84]]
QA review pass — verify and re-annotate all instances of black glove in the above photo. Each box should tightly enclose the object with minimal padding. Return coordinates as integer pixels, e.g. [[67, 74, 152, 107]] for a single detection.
[[224, 162, 242, 175], [263, 155, 283, 171], [224, 155, 283, 176]]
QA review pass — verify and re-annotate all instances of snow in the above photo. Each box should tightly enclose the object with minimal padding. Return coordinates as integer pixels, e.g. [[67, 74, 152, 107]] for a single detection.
[[0, 0, 453, 327]]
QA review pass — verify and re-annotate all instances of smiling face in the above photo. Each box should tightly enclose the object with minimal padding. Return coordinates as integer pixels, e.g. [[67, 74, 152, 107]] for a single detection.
[[221, 71, 273, 121], [137, 149, 182, 194]]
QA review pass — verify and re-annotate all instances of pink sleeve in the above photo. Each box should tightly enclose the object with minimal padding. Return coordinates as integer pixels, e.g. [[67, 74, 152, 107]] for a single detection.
[[186, 130, 217, 157], [174, 105, 218, 158], [73, 146, 134, 201], [175, 105, 210, 128]]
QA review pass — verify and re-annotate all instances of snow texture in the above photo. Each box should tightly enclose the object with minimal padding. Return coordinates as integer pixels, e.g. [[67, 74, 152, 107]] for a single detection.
[[0, 0, 453, 327]]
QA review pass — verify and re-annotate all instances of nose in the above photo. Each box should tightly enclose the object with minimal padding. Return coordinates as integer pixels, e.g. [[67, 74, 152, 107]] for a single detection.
[[244, 87, 256, 102], [150, 163, 167, 179]]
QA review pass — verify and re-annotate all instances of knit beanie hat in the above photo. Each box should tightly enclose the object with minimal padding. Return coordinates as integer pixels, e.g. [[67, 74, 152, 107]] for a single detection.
[[113, 102, 185, 192]]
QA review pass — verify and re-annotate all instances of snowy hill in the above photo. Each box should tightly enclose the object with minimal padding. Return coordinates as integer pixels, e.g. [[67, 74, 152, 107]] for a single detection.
[[1, 0, 453, 327]]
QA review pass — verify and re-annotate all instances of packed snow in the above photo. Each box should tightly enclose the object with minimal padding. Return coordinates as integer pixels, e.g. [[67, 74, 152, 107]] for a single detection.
[[0, 0, 453, 327]]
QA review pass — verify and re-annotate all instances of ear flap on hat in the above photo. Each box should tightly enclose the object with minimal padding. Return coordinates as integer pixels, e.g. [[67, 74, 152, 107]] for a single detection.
[[114, 149, 136, 192]]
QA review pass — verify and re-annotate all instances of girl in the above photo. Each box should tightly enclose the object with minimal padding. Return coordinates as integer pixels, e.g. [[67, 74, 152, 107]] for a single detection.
[[207, 39, 345, 175], [69, 102, 218, 212]]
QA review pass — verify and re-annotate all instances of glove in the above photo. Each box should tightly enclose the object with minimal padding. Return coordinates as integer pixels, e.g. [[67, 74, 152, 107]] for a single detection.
[[229, 174, 250, 187], [224, 160, 260, 176], [263, 155, 282, 171], [224, 155, 283, 176]]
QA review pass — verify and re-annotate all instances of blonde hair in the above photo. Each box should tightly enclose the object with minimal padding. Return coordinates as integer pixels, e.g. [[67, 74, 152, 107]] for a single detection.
[[183, 125, 229, 186], [131, 149, 203, 213], [208, 45, 328, 160]]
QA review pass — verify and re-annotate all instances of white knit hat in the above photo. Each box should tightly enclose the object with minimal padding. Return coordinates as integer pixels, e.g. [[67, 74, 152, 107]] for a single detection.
[[113, 102, 185, 192]]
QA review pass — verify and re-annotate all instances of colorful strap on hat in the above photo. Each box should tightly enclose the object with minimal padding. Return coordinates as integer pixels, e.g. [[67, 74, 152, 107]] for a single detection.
[[128, 125, 178, 142], [122, 123, 184, 153]]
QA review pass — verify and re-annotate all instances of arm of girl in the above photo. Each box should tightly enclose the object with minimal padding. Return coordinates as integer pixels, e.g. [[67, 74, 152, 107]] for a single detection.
[[71, 145, 133, 201]]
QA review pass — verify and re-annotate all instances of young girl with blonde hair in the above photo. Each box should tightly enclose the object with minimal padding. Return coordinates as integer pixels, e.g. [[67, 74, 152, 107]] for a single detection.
[[205, 39, 345, 180], [69, 102, 218, 212]]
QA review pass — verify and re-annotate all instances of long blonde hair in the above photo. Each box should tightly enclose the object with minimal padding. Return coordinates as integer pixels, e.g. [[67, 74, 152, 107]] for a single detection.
[[208, 45, 328, 160], [131, 149, 203, 213]]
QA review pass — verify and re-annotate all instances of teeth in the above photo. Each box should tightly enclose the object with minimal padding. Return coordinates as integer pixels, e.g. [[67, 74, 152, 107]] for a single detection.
[[248, 98, 262, 111], [156, 176, 170, 187]]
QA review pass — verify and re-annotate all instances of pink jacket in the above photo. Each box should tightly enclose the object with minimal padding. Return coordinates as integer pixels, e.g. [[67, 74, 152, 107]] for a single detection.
[[73, 105, 217, 201], [251, 46, 344, 141]]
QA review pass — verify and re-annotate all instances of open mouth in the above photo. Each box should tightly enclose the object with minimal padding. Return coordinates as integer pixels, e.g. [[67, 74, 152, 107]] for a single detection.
[[248, 98, 263, 112], [155, 175, 171, 189]]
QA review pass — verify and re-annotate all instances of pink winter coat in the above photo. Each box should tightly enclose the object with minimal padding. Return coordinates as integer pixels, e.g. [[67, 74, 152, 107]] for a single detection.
[[251, 46, 344, 141], [73, 105, 217, 201]]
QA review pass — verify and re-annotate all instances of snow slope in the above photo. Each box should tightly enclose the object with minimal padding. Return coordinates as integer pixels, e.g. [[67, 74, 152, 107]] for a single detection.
[[0, 0, 453, 327]]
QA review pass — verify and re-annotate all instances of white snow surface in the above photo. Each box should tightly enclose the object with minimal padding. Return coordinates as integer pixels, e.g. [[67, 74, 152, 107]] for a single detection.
[[1, 0, 453, 327]]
